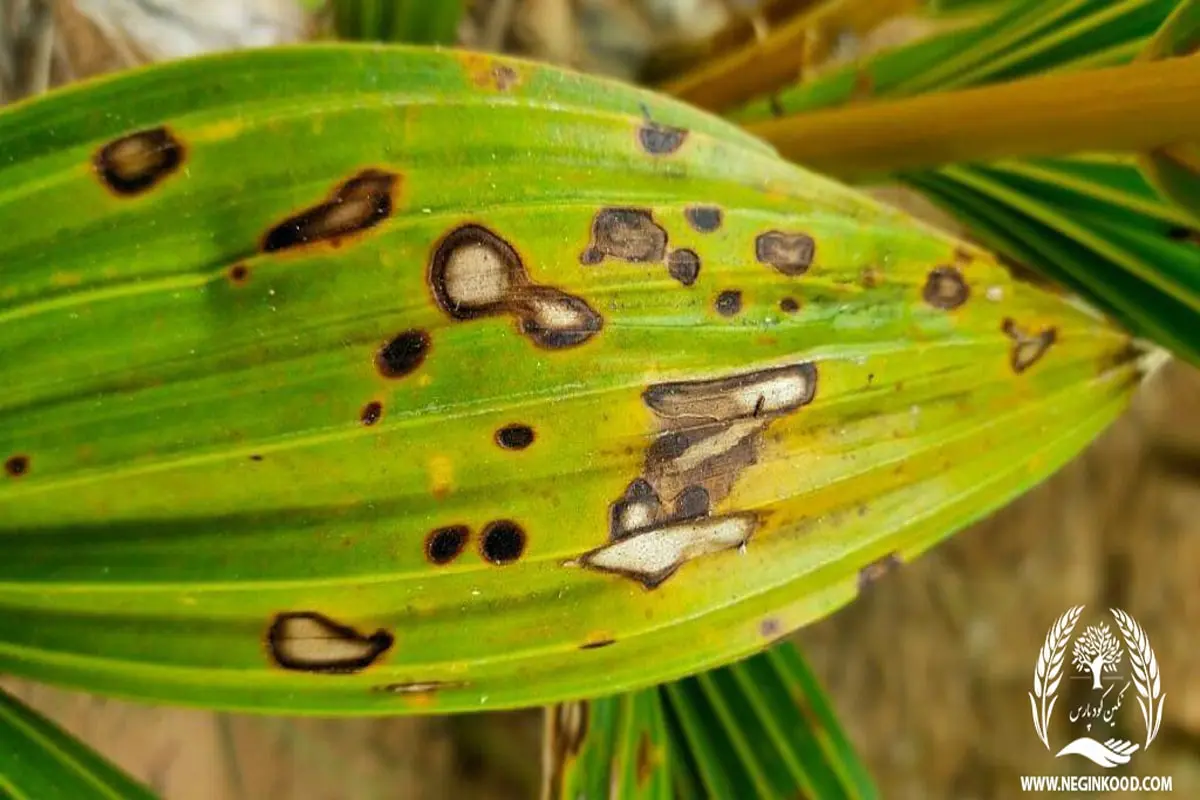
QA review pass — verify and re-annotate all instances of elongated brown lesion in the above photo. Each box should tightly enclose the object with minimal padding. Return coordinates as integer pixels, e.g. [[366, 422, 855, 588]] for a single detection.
[[94, 127, 185, 196], [1002, 318, 1057, 373], [430, 224, 602, 349], [262, 169, 399, 252], [574, 363, 819, 588], [267, 612, 393, 674], [542, 701, 591, 800]]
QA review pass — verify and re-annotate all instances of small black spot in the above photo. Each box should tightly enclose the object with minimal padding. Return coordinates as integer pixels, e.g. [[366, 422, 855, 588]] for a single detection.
[[4, 455, 29, 477], [481, 520, 526, 565], [360, 401, 383, 426], [768, 95, 786, 118], [638, 122, 688, 155], [249, 454, 264, 462], [715, 289, 742, 316], [94, 126, 184, 196], [426, 525, 469, 565], [922, 266, 969, 310], [666, 249, 701, 286], [756, 231, 815, 276], [262, 169, 398, 253], [496, 423, 535, 450], [376, 330, 430, 378], [228, 264, 249, 283], [759, 617, 782, 638], [674, 485, 710, 520], [580, 638, 616, 650], [684, 206, 723, 233], [779, 297, 799, 313], [1167, 226, 1196, 241]]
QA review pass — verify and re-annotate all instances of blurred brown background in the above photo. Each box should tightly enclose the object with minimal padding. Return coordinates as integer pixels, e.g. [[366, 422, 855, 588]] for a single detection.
[[3, 1, 1197, 797]]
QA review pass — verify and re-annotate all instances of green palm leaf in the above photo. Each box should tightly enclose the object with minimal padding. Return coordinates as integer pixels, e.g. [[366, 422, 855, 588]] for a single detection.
[[545, 641, 875, 800], [717, 0, 1200, 364], [0, 686, 155, 800], [0, 43, 1144, 716]]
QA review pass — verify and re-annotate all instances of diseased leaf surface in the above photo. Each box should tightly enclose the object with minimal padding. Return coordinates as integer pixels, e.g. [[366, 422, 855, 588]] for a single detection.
[[0, 45, 1139, 714]]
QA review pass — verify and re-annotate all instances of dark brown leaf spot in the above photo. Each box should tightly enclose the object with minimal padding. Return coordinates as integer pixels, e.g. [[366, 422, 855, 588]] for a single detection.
[[581, 208, 668, 264], [94, 127, 184, 196], [580, 637, 616, 650], [426, 525, 469, 565], [228, 264, 249, 283], [756, 231, 815, 276], [715, 289, 742, 316], [481, 520, 526, 565], [638, 121, 688, 155], [674, 485, 710, 520], [647, 431, 691, 463], [858, 552, 902, 590], [861, 267, 882, 289], [666, 249, 701, 286], [249, 454, 264, 462], [262, 169, 398, 253], [376, 330, 430, 379], [4, 455, 29, 477], [360, 401, 383, 426], [780, 297, 799, 313], [267, 612, 393, 674], [1002, 318, 1058, 373], [923, 266, 969, 310], [684, 206, 723, 233], [496, 423, 535, 450]]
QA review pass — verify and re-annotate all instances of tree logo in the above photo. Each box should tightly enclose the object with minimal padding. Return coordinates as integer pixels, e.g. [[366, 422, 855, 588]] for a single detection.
[[1029, 606, 1165, 768]]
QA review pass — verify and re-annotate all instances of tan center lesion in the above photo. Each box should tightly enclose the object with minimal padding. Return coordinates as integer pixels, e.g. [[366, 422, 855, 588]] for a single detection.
[[431, 224, 602, 349], [267, 612, 393, 673], [570, 363, 819, 588]]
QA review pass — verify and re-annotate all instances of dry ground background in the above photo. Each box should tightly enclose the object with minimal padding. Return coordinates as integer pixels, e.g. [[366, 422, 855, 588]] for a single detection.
[[3, 2, 1198, 798]]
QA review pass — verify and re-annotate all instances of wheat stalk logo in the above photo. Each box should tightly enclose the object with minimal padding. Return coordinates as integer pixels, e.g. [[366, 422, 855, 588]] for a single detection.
[[1029, 605, 1083, 749], [1111, 608, 1165, 748]]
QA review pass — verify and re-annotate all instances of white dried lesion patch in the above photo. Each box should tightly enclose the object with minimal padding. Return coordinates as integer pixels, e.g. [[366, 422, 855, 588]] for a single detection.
[[581, 362, 819, 588], [267, 611, 394, 674], [643, 364, 817, 422], [430, 224, 602, 349], [569, 514, 757, 589], [441, 241, 513, 310]]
